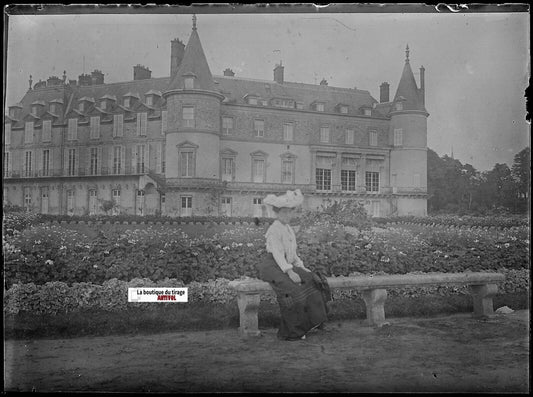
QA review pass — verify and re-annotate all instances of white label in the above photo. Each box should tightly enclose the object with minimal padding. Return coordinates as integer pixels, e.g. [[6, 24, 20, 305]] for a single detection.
[[128, 287, 188, 303]]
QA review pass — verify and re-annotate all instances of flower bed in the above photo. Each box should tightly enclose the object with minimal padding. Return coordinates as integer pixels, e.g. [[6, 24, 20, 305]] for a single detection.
[[3, 220, 529, 288]]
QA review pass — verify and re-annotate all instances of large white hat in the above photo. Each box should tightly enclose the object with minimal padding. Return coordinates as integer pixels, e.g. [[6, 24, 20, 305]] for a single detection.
[[263, 189, 304, 209]]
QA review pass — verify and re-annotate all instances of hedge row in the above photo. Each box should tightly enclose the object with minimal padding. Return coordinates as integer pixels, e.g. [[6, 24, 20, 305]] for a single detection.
[[4, 268, 528, 316], [373, 215, 529, 229], [5, 231, 529, 288]]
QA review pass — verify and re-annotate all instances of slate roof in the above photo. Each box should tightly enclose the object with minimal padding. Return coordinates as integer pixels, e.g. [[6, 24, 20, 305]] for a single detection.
[[167, 28, 217, 92], [392, 59, 426, 112]]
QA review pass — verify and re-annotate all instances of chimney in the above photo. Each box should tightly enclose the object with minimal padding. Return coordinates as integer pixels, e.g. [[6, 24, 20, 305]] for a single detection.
[[170, 38, 185, 77], [46, 76, 61, 87], [133, 64, 152, 80], [91, 69, 104, 85], [78, 73, 92, 86], [274, 63, 284, 84], [320, 78, 328, 86], [223, 68, 235, 77], [419, 66, 425, 106], [34, 80, 46, 89], [379, 82, 390, 103]]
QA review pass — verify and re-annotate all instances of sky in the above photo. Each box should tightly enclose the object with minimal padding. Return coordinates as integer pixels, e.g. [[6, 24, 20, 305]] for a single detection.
[[4, 7, 530, 172]]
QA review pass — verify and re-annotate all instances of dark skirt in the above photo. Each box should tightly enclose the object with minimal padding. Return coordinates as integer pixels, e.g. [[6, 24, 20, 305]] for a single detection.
[[256, 253, 329, 340]]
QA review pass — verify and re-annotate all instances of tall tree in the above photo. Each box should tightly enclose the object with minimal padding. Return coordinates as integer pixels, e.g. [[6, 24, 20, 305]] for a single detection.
[[511, 147, 530, 201]]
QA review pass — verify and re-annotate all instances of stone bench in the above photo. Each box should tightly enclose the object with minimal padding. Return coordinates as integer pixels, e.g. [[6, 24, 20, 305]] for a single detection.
[[228, 272, 505, 337]]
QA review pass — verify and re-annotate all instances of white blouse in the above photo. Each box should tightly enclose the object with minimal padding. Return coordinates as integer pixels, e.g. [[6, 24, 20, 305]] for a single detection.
[[265, 220, 304, 272]]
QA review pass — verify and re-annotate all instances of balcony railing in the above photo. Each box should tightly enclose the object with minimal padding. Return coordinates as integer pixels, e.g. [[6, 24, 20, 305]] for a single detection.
[[3, 166, 158, 179]]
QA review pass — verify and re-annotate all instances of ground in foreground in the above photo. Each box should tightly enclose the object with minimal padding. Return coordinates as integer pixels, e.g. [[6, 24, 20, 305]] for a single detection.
[[4, 310, 529, 392]]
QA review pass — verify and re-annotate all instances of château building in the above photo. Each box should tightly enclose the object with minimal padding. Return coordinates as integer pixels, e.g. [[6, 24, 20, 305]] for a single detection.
[[3, 16, 428, 217]]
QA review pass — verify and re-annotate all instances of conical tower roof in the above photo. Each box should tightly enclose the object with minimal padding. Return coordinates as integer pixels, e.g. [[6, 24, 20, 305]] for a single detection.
[[167, 15, 217, 93], [392, 45, 426, 112]]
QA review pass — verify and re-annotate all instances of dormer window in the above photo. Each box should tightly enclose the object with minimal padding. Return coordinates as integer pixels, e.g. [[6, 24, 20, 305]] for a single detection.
[[79, 102, 85, 112], [100, 100, 107, 110], [144, 90, 161, 107], [124, 97, 130, 108], [146, 96, 153, 106], [248, 97, 258, 105], [340, 105, 348, 114], [272, 98, 295, 109], [395, 102, 403, 111], [296, 102, 304, 110], [78, 97, 94, 113], [184, 77, 194, 89], [314, 102, 325, 112], [9, 105, 22, 120], [32, 105, 39, 115], [49, 99, 63, 116], [364, 108, 372, 116]]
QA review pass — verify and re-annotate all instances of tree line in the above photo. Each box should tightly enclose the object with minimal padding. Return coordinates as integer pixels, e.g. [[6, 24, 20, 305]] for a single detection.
[[427, 147, 530, 215]]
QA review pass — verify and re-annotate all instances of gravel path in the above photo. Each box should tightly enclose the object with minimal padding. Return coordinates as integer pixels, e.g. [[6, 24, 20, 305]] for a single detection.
[[4, 310, 529, 392]]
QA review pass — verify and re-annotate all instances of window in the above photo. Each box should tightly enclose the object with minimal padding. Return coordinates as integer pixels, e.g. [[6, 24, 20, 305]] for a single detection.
[[5, 123, 11, 145], [252, 159, 265, 183], [24, 122, 34, 144], [160, 194, 166, 214], [41, 187, 49, 214], [345, 129, 354, 145], [42, 120, 52, 142], [222, 117, 234, 135], [137, 112, 147, 136], [68, 148, 76, 176], [112, 189, 121, 215], [90, 116, 100, 139], [365, 171, 380, 192], [248, 97, 258, 105], [221, 197, 232, 216], [146, 96, 153, 107], [184, 76, 194, 89], [24, 151, 33, 177], [341, 170, 357, 191], [320, 126, 330, 143], [283, 123, 294, 141], [182, 106, 195, 128], [156, 142, 166, 174], [89, 190, 98, 215], [253, 119, 264, 137], [316, 168, 331, 191], [252, 198, 263, 217], [364, 108, 372, 116], [180, 151, 195, 177], [369, 130, 378, 146], [67, 190, 75, 215], [100, 100, 107, 110], [221, 158, 234, 182], [136, 190, 144, 216], [123, 97, 130, 108], [281, 159, 294, 184], [315, 103, 325, 112], [24, 187, 32, 211], [90, 147, 99, 175], [68, 119, 78, 141], [395, 102, 403, 111], [4, 152, 10, 177], [394, 128, 403, 146], [112, 146, 124, 175], [181, 196, 192, 217], [42, 149, 50, 177], [78, 102, 85, 112], [136, 144, 146, 174], [340, 105, 348, 114], [413, 173, 421, 188], [296, 102, 304, 110], [161, 110, 168, 135], [113, 114, 124, 137]]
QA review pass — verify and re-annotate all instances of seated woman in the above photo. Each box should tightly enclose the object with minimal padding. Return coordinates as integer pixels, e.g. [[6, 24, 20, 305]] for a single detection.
[[256, 189, 330, 341]]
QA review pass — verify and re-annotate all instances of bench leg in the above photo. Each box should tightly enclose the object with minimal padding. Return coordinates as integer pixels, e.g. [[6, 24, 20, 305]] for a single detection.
[[469, 284, 498, 318], [362, 289, 388, 327], [237, 292, 261, 337]]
